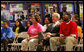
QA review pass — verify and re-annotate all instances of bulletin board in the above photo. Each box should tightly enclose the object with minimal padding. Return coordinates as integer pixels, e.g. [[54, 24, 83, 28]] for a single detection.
[[45, 4, 58, 15], [1, 4, 6, 9], [9, 4, 24, 21], [10, 4, 23, 12], [60, 3, 73, 13], [1, 4, 10, 21], [1, 10, 10, 21]]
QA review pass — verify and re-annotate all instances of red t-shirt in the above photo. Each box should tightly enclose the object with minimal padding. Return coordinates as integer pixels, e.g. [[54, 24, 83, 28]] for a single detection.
[[59, 20, 78, 39]]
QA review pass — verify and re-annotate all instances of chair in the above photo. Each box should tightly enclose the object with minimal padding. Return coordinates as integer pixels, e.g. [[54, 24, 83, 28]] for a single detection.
[[1, 43, 4, 51], [76, 44, 83, 51], [73, 36, 83, 51], [59, 33, 83, 51], [56, 44, 77, 51], [58, 39, 83, 51], [8, 43, 22, 51], [7, 37, 19, 51]]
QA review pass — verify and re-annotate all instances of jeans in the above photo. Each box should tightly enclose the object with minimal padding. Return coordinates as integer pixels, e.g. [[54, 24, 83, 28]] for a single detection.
[[1, 38, 14, 51]]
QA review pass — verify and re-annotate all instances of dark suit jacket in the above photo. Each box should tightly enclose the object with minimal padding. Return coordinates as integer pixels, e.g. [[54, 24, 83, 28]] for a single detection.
[[45, 23, 60, 37]]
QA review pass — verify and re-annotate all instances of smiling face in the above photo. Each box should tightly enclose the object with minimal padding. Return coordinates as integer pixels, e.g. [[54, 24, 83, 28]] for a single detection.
[[52, 14, 59, 23], [3, 22, 8, 28], [31, 17, 37, 25], [63, 15, 70, 21], [15, 21, 20, 26], [27, 22, 31, 27], [45, 17, 50, 24]]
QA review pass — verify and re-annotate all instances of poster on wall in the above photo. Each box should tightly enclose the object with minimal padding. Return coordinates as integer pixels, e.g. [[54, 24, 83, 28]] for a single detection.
[[10, 10, 28, 21], [10, 4, 23, 12], [45, 4, 57, 16], [10, 4, 23, 21], [30, 4, 40, 16], [1, 4, 6, 21], [60, 4, 73, 13], [1, 4, 6, 10], [1, 10, 10, 21]]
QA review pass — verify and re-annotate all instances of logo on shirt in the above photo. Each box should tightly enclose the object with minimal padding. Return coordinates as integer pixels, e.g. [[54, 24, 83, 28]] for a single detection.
[[30, 28, 37, 34]]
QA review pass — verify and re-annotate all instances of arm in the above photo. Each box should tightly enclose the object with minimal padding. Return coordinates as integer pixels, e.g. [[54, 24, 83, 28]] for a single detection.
[[78, 27, 82, 38], [6, 28, 14, 38], [27, 26, 31, 39], [70, 23, 78, 38], [1, 29, 4, 40], [30, 35, 38, 39], [59, 23, 64, 37]]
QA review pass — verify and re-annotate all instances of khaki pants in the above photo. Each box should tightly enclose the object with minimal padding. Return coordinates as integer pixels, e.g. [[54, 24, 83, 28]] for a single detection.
[[50, 36, 78, 51], [21, 38, 38, 51]]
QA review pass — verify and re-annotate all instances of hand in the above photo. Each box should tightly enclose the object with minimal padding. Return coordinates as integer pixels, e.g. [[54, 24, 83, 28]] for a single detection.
[[27, 37, 33, 40], [27, 37, 30, 41], [47, 35, 51, 38], [15, 33, 19, 38], [16, 35, 18, 38], [47, 33, 52, 36], [59, 36, 65, 41]]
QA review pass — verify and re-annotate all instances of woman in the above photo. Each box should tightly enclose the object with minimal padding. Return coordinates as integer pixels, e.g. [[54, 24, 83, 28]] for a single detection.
[[13, 19, 25, 43], [43, 17, 51, 32], [25, 21, 32, 31], [72, 14, 81, 26], [21, 15, 43, 51]]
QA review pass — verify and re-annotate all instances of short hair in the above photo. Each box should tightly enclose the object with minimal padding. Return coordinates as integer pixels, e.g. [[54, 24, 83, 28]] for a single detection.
[[52, 13, 60, 19], [27, 21, 32, 25], [65, 12, 71, 18], [62, 5, 67, 9], [3, 20, 9, 25], [34, 15, 41, 23]]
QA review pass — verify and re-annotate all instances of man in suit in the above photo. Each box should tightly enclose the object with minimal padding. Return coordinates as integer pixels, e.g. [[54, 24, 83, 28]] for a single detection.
[[45, 13, 60, 37], [37, 13, 60, 51]]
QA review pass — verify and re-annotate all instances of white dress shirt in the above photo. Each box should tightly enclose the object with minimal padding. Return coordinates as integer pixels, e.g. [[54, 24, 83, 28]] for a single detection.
[[52, 21, 60, 28]]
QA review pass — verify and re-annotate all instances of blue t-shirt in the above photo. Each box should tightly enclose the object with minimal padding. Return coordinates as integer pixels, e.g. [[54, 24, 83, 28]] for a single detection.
[[1, 27, 15, 41]]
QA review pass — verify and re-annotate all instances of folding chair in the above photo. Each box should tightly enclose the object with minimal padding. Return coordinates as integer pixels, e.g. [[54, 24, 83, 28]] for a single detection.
[[8, 37, 19, 51], [1, 43, 4, 51]]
